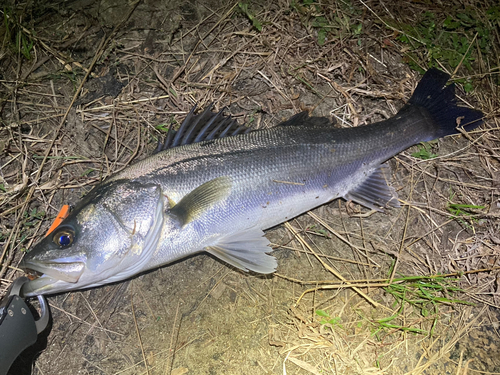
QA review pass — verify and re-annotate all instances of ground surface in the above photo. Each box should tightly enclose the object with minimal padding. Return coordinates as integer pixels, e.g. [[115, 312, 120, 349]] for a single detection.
[[1, 0, 499, 374]]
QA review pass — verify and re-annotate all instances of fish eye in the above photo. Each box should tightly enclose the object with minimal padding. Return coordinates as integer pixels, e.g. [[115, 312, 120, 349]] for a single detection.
[[52, 229, 75, 247]]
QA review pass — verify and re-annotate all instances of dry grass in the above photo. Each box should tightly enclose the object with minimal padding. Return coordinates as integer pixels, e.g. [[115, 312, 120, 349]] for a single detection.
[[1, 0, 499, 374]]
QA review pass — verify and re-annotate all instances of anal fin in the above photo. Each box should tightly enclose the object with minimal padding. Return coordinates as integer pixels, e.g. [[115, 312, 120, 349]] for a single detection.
[[344, 164, 399, 211], [206, 228, 277, 274]]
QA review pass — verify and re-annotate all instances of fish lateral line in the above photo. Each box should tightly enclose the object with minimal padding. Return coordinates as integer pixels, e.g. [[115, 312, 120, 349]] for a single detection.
[[272, 180, 306, 186]]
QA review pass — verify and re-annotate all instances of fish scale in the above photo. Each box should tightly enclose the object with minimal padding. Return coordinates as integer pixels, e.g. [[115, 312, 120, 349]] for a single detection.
[[118, 109, 422, 232]]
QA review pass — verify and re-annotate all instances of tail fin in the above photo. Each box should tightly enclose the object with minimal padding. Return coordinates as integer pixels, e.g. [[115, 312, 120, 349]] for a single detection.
[[408, 68, 483, 138]]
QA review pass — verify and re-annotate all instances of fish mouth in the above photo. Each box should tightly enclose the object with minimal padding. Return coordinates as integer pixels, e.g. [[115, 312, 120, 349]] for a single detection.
[[22, 259, 86, 283], [22, 273, 64, 296]]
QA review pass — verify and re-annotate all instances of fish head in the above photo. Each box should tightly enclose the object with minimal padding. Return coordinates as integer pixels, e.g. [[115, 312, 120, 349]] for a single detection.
[[21, 180, 164, 296]]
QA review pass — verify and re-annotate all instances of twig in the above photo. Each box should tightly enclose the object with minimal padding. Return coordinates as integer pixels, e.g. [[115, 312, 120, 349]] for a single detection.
[[131, 293, 150, 375], [285, 222, 380, 308]]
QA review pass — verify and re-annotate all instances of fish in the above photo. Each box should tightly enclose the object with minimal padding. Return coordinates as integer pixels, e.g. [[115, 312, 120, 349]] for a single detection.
[[21, 68, 483, 296]]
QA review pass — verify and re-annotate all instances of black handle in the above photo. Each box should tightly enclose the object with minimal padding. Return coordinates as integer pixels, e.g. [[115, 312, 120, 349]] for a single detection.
[[0, 295, 39, 375]]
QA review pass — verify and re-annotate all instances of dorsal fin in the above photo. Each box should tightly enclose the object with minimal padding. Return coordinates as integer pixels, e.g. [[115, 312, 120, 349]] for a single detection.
[[155, 105, 252, 153], [275, 111, 335, 128]]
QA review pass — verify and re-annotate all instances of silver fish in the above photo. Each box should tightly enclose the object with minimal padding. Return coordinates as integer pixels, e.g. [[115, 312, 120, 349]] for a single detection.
[[21, 69, 483, 296]]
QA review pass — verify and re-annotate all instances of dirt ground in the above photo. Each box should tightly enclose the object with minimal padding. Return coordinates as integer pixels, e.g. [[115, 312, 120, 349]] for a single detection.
[[1, 0, 499, 374]]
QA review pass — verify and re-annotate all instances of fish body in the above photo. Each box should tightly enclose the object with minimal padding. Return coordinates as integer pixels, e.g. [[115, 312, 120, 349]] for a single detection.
[[21, 69, 483, 296]]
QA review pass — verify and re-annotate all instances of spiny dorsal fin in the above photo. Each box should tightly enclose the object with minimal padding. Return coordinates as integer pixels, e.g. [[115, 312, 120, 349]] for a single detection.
[[155, 105, 251, 152], [170, 176, 232, 226], [344, 163, 399, 211], [206, 227, 276, 274]]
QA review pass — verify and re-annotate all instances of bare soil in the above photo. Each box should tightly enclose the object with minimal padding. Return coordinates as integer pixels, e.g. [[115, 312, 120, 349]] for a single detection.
[[1, 0, 499, 374]]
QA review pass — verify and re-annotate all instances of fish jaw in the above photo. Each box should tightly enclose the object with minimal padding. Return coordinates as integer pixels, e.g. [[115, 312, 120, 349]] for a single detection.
[[21, 254, 87, 296], [22, 275, 75, 297], [23, 256, 86, 283], [21, 270, 109, 297]]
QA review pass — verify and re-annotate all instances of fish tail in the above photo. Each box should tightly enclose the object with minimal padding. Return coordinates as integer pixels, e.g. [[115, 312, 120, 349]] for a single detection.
[[408, 68, 483, 140], [343, 69, 483, 211]]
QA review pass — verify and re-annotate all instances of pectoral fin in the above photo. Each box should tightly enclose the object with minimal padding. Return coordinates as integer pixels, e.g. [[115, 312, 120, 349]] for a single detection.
[[344, 164, 399, 211], [170, 176, 232, 226], [206, 228, 277, 274]]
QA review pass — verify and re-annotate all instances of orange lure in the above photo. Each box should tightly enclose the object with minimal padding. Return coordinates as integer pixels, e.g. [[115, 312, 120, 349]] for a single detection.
[[44, 205, 70, 237]]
